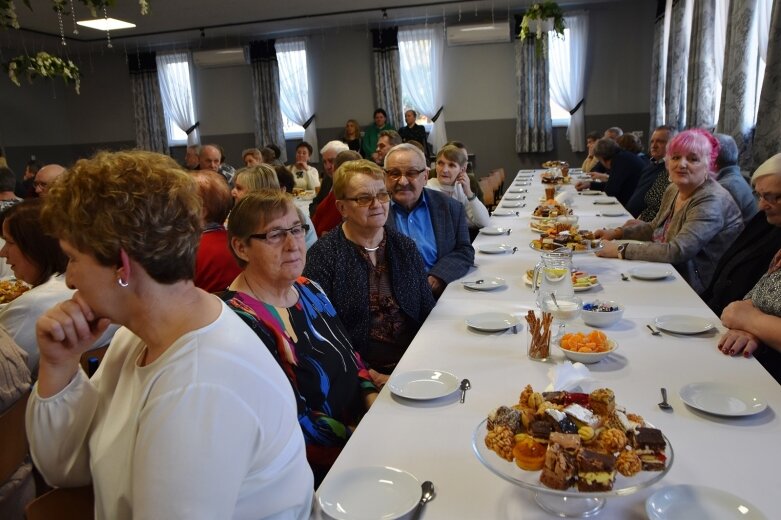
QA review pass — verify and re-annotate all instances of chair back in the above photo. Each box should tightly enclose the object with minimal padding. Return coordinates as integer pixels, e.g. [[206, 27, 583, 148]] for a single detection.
[[0, 389, 30, 483], [25, 486, 94, 520]]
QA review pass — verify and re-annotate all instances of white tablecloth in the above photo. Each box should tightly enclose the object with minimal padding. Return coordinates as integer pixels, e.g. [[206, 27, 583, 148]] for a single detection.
[[313, 171, 779, 519]]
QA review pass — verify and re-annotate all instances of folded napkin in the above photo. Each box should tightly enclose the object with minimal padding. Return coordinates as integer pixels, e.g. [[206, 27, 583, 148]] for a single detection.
[[545, 361, 599, 393], [555, 190, 575, 205]]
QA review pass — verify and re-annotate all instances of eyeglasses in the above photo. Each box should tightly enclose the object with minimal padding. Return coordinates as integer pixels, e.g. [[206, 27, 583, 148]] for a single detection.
[[248, 224, 309, 245], [754, 191, 781, 205], [34, 181, 48, 189], [342, 192, 391, 207], [384, 168, 426, 181]]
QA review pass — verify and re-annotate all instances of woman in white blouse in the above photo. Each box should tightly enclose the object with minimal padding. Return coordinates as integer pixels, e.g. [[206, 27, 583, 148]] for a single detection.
[[28, 151, 313, 520], [287, 141, 321, 191], [0, 199, 75, 372], [427, 144, 491, 229]]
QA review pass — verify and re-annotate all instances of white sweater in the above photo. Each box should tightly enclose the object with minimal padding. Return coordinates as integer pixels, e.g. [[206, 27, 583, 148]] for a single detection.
[[27, 302, 313, 520], [288, 165, 321, 191], [427, 178, 491, 228]]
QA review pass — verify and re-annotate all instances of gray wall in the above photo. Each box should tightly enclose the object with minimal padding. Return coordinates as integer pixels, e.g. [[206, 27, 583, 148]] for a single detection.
[[1, 0, 656, 177]]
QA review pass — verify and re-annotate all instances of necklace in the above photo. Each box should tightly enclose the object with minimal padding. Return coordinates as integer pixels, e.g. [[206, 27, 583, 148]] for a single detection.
[[364, 245, 380, 252], [243, 273, 295, 307]]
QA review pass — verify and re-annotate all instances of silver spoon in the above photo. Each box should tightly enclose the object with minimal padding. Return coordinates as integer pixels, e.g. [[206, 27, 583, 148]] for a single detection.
[[620, 273, 630, 281], [512, 247, 518, 254], [550, 293, 561, 309], [462, 279, 484, 285], [658, 388, 673, 410], [646, 324, 662, 336], [459, 379, 471, 403], [506, 228, 512, 235], [419, 480, 435, 506]]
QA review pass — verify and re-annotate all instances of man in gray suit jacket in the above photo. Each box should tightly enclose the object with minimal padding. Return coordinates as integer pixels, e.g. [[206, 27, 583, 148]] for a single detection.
[[384, 144, 474, 298]]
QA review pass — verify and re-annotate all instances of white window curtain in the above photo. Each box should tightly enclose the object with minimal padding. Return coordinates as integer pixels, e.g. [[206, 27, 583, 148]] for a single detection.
[[398, 25, 447, 153], [276, 38, 318, 161], [712, 0, 730, 122], [156, 51, 199, 146], [548, 12, 589, 152]]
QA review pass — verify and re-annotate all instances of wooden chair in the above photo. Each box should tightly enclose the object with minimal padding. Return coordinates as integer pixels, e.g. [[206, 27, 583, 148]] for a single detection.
[[26, 486, 94, 520], [0, 389, 30, 487], [479, 177, 496, 209], [79, 344, 109, 378]]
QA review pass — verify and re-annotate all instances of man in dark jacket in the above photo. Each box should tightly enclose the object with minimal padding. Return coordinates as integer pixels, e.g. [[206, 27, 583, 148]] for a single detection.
[[575, 138, 646, 207]]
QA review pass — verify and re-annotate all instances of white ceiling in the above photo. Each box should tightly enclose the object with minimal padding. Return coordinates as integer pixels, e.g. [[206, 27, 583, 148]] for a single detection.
[[4, 0, 632, 50]]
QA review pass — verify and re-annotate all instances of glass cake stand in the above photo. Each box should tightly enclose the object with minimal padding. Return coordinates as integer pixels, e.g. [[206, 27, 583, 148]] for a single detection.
[[472, 419, 674, 518]]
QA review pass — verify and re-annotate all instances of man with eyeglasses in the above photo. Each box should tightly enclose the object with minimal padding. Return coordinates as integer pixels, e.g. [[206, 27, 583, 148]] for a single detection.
[[383, 143, 474, 298], [704, 153, 781, 317], [34, 164, 65, 197]]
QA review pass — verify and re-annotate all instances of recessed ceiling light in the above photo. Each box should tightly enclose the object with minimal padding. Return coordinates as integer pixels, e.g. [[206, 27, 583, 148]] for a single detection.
[[77, 18, 136, 31]]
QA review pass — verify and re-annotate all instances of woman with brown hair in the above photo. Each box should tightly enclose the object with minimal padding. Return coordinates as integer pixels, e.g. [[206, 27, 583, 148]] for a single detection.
[[341, 119, 363, 155], [28, 151, 313, 518]]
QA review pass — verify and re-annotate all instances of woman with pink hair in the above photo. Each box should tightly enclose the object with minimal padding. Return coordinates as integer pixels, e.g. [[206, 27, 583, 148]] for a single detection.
[[596, 128, 744, 294]]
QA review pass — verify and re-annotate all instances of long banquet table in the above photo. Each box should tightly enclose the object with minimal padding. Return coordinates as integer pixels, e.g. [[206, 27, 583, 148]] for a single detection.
[[313, 169, 780, 519]]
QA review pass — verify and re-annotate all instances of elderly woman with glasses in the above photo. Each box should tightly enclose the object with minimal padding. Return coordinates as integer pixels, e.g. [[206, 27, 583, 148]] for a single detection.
[[716, 154, 781, 380], [303, 159, 435, 385], [596, 129, 743, 294], [222, 190, 378, 486], [28, 151, 313, 519]]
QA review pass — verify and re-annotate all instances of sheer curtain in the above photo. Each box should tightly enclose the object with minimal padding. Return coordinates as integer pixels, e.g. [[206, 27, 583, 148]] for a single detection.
[[128, 52, 168, 154], [248, 40, 286, 160], [372, 28, 403, 129], [664, 0, 694, 130], [548, 12, 589, 152], [398, 25, 447, 153], [649, 0, 672, 130], [156, 51, 199, 146], [276, 38, 318, 161]]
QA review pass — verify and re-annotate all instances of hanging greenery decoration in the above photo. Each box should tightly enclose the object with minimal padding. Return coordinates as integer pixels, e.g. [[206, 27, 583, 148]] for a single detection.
[[7, 51, 81, 93], [519, 1, 566, 56]]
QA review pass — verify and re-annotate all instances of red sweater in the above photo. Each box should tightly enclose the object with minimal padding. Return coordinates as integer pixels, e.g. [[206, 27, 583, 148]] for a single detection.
[[312, 191, 343, 237], [194, 228, 242, 293]]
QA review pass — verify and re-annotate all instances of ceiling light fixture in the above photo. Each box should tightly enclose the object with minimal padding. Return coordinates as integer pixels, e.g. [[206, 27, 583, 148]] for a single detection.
[[76, 18, 136, 31]]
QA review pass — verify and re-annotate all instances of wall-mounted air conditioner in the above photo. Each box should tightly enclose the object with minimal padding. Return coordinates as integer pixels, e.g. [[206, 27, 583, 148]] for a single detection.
[[193, 48, 247, 68], [446, 21, 511, 46]]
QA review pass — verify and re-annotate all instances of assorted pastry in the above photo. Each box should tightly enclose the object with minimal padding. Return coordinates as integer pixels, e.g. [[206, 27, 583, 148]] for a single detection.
[[531, 227, 601, 252], [532, 202, 572, 218], [484, 385, 668, 492], [0, 279, 30, 304], [524, 269, 598, 290]]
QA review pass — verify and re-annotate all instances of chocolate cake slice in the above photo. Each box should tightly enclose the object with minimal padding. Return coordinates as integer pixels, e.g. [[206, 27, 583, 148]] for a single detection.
[[576, 449, 616, 492], [631, 427, 666, 471]]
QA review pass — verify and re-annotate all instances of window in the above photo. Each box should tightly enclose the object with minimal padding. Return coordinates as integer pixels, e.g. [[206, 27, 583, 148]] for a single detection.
[[156, 52, 198, 146], [399, 32, 432, 130], [276, 39, 309, 140]]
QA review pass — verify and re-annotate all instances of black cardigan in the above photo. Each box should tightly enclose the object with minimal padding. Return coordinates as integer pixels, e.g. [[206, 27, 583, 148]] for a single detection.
[[302, 225, 436, 366]]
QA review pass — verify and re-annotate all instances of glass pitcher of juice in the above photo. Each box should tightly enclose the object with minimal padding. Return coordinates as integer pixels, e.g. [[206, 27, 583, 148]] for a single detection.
[[532, 248, 575, 307]]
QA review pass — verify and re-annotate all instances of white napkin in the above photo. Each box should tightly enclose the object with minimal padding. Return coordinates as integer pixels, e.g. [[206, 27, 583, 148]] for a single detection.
[[545, 361, 598, 393], [555, 190, 575, 205]]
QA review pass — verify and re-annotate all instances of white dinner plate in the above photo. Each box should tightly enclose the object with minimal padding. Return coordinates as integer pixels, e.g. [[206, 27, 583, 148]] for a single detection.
[[593, 197, 618, 205], [646, 485, 766, 519], [579, 189, 603, 196], [678, 382, 767, 416], [479, 243, 514, 254], [508, 188, 527, 193], [492, 209, 519, 217], [317, 466, 421, 520], [465, 312, 522, 332], [480, 227, 510, 236], [628, 265, 673, 280], [387, 369, 460, 400], [522, 273, 598, 292], [502, 194, 525, 201], [518, 169, 535, 174], [653, 315, 715, 335], [599, 208, 627, 217], [501, 201, 524, 208], [463, 276, 507, 291]]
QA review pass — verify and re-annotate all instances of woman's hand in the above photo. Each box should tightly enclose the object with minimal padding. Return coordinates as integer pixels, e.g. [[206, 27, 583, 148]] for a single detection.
[[720, 299, 760, 331], [718, 329, 760, 357], [594, 228, 621, 240], [595, 240, 619, 258], [456, 172, 473, 198], [575, 180, 591, 191]]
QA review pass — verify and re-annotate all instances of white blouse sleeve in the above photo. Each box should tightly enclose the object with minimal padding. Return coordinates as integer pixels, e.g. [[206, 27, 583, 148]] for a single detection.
[[306, 167, 321, 190], [26, 369, 98, 487], [456, 184, 491, 228]]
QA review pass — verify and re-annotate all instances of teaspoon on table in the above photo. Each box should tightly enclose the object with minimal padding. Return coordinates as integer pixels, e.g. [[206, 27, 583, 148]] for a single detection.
[[658, 388, 673, 410], [620, 273, 630, 281], [646, 324, 662, 336], [462, 279, 484, 285], [459, 379, 471, 403], [419, 480, 435, 507]]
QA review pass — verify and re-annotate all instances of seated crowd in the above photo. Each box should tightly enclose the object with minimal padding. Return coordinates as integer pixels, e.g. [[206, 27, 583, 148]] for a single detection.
[[1, 110, 780, 518]]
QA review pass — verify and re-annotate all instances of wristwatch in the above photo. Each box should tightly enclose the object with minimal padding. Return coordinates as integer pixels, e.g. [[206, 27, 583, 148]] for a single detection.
[[617, 243, 628, 260]]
